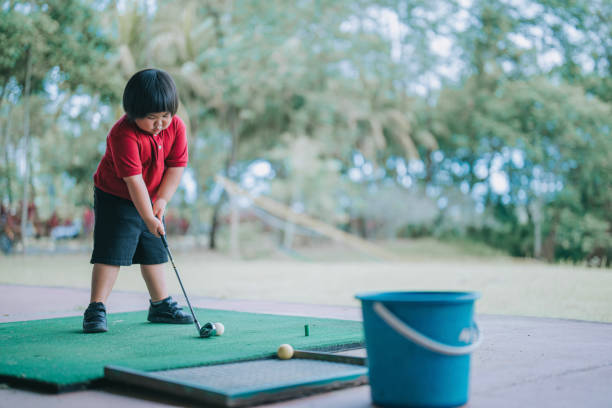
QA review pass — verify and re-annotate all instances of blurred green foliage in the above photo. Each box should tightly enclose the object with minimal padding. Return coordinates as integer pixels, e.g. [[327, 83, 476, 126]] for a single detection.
[[0, 0, 610, 264]]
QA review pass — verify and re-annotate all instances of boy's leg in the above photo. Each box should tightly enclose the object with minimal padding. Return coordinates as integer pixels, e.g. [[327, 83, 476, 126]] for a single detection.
[[140, 263, 168, 302], [84, 263, 119, 333], [90, 263, 120, 303], [85, 188, 143, 332]]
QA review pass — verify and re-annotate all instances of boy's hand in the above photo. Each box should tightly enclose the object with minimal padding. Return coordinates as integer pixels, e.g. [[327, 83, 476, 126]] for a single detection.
[[153, 198, 167, 220], [144, 216, 165, 237]]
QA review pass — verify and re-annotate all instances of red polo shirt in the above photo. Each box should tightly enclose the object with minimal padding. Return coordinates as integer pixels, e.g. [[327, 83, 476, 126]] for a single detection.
[[93, 115, 188, 201]]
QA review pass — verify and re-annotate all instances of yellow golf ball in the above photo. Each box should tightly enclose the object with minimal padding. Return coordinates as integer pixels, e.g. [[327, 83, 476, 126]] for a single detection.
[[277, 344, 294, 360]]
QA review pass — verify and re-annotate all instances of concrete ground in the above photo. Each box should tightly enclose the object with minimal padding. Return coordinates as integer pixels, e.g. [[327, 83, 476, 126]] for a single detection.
[[1, 284, 611, 408]]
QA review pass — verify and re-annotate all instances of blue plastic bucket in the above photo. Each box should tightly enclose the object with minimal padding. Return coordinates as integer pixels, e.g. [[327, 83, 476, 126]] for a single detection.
[[356, 291, 481, 407]]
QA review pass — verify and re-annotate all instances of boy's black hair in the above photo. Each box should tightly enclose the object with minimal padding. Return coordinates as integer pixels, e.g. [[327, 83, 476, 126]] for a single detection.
[[122, 68, 179, 120]]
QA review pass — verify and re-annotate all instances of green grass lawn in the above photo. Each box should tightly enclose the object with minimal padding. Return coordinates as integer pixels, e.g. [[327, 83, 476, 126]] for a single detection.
[[1, 238, 611, 323]]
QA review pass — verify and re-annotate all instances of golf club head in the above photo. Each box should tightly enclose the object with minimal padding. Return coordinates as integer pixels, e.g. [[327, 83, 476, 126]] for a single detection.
[[199, 322, 216, 338]]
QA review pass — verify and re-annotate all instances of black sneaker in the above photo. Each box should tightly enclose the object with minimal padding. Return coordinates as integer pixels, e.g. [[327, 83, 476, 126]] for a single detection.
[[148, 296, 194, 324], [83, 302, 107, 333]]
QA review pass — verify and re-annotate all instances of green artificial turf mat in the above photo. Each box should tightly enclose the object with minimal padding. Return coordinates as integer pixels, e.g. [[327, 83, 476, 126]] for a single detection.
[[0, 309, 363, 390]]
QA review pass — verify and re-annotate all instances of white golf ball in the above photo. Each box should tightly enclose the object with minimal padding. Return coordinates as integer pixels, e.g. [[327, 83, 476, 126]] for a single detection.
[[214, 322, 225, 336], [277, 344, 294, 360]]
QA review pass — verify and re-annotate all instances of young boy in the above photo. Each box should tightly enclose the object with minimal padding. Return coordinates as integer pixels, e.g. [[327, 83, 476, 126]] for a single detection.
[[83, 68, 193, 333]]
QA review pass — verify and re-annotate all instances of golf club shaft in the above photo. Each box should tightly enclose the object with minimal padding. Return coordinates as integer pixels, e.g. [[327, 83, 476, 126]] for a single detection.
[[160, 234, 201, 332]]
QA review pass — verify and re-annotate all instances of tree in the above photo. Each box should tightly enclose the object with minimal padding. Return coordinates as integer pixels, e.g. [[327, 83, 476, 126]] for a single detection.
[[431, 77, 612, 263], [0, 0, 113, 250]]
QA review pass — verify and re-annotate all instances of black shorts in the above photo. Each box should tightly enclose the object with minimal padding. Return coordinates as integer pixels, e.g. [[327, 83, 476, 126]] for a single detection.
[[90, 187, 167, 266]]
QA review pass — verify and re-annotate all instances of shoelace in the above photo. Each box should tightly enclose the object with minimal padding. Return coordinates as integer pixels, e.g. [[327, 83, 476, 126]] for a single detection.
[[85, 306, 105, 322], [166, 300, 185, 317]]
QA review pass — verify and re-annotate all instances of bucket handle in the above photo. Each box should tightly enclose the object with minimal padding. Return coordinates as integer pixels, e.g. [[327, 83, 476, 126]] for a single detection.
[[373, 302, 482, 356]]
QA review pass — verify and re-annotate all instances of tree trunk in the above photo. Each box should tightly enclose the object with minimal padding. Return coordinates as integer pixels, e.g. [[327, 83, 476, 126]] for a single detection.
[[209, 108, 239, 251], [2, 105, 13, 207], [228, 120, 240, 257], [0, 78, 10, 206], [529, 199, 543, 258], [229, 194, 240, 258], [207, 3, 229, 251], [184, 102, 203, 247], [542, 210, 560, 262], [534, 218, 542, 258], [209, 197, 222, 250], [20, 47, 33, 253], [282, 185, 299, 249]]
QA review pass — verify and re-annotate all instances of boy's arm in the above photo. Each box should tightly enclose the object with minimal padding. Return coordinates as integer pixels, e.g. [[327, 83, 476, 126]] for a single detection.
[[152, 167, 184, 219], [123, 175, 165, 237]]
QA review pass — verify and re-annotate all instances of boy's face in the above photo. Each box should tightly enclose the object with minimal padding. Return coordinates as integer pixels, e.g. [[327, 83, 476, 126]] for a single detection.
[[134, 112, 172, 135]]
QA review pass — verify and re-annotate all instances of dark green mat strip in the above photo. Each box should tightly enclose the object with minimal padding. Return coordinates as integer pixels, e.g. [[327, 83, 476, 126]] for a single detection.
[[0, 308, 363, 390]]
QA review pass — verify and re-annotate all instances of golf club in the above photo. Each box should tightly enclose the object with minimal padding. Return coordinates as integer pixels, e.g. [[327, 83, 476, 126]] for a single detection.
[[160, 234, 216, 338]]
